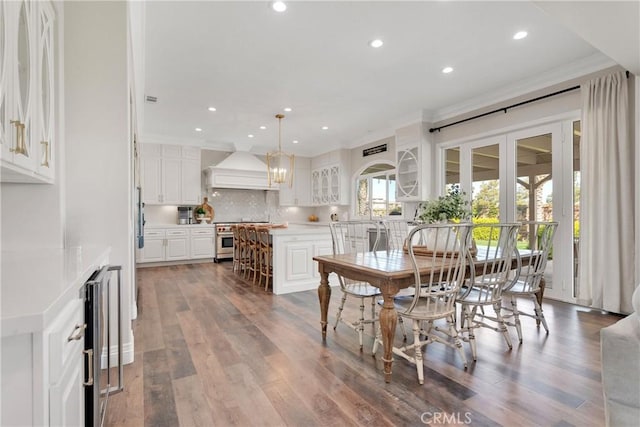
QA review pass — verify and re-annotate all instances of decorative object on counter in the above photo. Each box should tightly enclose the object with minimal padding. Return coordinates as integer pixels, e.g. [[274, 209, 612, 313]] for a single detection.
[[266, 114, 295, 188], [308, 214, 319, 222], [330, 213, 339, 222], [194, 197, 214, 223], [417, 184, 471, 224]]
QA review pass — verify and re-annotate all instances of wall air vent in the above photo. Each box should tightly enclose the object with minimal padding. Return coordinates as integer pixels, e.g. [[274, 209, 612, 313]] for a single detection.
[[145, 95, 158, 103]]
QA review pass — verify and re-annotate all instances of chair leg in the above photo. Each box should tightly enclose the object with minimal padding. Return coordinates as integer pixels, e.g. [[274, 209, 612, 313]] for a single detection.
[[333, 293, 347, 330], [372, 324, 381, 355], [398, 316, 408, 341], [532, 294, 549, 334], [510, 295, 523, 343], [494, 302, 513, 350], [358, 298, 365, 350], [448, 314, 467, 369], [412, 319, 425, 384], [464, 306, 477, 361]]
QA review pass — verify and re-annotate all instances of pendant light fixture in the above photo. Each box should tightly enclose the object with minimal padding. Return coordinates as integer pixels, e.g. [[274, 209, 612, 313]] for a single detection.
[[267, 114, 295, 188]]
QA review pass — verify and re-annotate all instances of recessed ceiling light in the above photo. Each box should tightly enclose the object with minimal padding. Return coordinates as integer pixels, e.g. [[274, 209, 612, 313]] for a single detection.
[[292, 140, 299, 144], [321, 126, 329, 130], [513, 31, 528, 40], [369, 39, 384, 48], [442, 66, 454, 74], [207, 107, 216, 112], [283, 107, 292, 112], [248, 134, 254, 138], [272, 1, 287, 13], [259, 126, 267, 130], [195, 128, 202, 132]]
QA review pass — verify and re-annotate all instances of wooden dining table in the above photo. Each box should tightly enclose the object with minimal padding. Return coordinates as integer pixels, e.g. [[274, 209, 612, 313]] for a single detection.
[[313, 249, 544, 383]]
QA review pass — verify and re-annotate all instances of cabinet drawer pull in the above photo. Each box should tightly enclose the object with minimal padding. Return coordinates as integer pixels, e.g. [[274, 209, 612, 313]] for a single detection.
[[41, 141, 50, 167], [9, 120, 28, 156], [83, 349, 94, 386], [67, 323, 86, 341]]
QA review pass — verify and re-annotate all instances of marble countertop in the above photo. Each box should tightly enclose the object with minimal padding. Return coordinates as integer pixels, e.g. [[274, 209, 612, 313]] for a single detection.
[[1, 246, 111, 337], [269, 223, 331, 235]]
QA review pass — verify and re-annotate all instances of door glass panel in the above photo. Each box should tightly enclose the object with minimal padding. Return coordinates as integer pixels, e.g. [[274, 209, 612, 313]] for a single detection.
[[0, 1, 5, 141], [356, 178, 369, 217], [572, 121, 581, 296], [41, 42, 50, 134], [516, 133, 553, 223], [515, 133, 554, 290], [388, 174, 401, 215], [472, 144, 500, 220], [445, 147, 460, 191], [18, 2, 31, 113], [371, 175, 387, 217]]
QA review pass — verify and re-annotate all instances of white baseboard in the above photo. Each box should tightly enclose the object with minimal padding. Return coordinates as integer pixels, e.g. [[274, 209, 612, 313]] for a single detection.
[[100, 331, 135, 368]]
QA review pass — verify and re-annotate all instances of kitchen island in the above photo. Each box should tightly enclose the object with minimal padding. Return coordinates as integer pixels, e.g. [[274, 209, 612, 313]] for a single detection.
[[269, 223, 340, 295]]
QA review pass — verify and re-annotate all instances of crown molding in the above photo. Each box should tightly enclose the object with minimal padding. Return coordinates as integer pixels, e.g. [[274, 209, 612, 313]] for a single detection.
[[139, 133, 235, 152], [430, 53, 616, 124]]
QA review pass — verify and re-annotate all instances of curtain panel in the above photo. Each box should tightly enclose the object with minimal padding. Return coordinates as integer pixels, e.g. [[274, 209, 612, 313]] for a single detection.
[[579, 71, 635, 314]]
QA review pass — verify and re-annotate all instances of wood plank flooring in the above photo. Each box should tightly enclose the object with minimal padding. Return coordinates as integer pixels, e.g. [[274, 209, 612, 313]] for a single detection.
[[106, 262, 622, 427]]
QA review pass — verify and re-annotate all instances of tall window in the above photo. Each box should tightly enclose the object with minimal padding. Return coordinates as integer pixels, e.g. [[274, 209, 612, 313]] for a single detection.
[[355, 164, 401, 218]]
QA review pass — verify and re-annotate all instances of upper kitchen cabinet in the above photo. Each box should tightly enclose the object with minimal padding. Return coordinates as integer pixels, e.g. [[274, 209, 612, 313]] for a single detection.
[[395, 122, 433, 201], [311, 149, 350, 206], [1, 0, 56, 183], [279, 157, 311, 207], [140, 143, 202, 205]]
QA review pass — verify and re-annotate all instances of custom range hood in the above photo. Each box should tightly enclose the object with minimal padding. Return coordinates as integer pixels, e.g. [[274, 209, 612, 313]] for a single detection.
[[205, 151, 278, 190]]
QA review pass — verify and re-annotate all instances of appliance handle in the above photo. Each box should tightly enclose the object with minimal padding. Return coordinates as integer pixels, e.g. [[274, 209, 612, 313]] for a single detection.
[[83, 349, 94, 386]]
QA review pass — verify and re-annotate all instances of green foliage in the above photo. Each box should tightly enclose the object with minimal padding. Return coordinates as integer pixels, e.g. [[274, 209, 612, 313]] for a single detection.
[[471, 217, 500, 241], [418, 185, 471, 224], [472, 181, 500, 218], [574, 220, 580, 237], [196, 207, 206, 215]]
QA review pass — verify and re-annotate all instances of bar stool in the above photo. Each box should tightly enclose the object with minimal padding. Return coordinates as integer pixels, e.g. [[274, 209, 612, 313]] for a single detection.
[[236, 224, 250, 277], [231, 224, 241, 273], [255, 226, 273, 291], [245, 225, 259, 284]]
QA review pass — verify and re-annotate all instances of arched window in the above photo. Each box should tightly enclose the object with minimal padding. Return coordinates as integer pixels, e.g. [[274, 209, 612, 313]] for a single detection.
[[354, 163, 401, 218]]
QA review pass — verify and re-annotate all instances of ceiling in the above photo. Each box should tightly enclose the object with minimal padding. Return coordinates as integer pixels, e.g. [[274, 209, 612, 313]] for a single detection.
[[139, 1, 635, 158]]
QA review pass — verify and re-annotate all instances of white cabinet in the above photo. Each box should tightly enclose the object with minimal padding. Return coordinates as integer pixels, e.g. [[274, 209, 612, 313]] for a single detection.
[[138, 229, 166, 262], [190, 228, 215, 259], [1, 0, 56, 183], [279, 157, 311, 206], [165, 229, 189, 260], [395, 122, 433, 201], [2, 299, 85, 426], [48, 299, 84, 427], [140, 144, 202, 205], [138, 227, 214, 264], [311, 149, 350, 206]]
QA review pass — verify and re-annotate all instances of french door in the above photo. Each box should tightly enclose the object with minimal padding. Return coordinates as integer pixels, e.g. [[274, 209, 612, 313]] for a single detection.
[[441, 117, 580, 303]]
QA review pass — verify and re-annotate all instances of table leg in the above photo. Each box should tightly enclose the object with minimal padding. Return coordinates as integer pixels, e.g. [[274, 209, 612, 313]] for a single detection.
[[535, 278, 546, 326], [379, 287, 398, 383], [318, 270, 331, 341]]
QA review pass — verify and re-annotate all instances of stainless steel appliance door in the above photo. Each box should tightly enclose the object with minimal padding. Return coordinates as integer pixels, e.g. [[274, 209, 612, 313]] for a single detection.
[[216, 233, 234, 259]]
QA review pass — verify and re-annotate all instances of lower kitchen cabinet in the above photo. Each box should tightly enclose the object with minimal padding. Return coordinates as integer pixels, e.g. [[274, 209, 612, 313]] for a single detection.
[[190, 228, 215, 258], [138, 226, 214, 264], [165, 229, 189, 261]]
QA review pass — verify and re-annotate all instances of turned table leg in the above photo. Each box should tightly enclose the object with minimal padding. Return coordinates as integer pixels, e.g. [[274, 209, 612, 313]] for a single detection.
[[379, 286, 398, 383], [318, 270, 331, 340]]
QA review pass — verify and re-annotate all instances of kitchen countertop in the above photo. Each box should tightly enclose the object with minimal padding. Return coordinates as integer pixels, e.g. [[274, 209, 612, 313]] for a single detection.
[[145, 223, 216, 229], [1, 246, 111, 337], [269, 223, 331, 235]]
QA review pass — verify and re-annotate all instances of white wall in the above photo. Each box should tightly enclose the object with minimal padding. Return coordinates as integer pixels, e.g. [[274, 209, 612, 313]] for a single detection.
[[63, 1, 134, 363]]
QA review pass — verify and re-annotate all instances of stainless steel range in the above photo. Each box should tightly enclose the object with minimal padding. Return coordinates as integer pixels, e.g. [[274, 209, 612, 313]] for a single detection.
[[214, 223, 235, 262]]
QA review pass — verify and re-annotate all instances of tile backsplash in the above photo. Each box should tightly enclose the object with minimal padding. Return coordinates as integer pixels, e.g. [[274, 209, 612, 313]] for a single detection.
[[145, 189, 351, 224]]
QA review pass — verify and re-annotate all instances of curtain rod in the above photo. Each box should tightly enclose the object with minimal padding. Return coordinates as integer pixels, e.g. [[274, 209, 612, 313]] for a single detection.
[[428, 70, 630, 133]]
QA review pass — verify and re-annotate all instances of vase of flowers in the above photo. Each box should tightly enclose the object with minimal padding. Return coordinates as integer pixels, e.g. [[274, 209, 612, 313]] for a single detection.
[[416, 185, 475, 254], [417, 185, 471, 224]]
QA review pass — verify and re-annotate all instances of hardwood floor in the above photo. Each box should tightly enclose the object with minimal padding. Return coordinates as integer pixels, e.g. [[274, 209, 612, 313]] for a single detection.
[[106, 263, 621, 427]]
